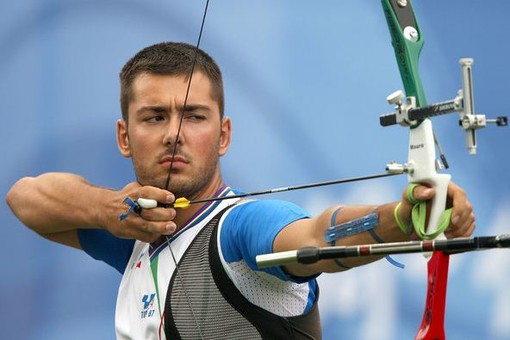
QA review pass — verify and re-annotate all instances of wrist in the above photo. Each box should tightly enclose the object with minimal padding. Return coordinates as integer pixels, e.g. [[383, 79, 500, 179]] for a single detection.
[[87, 184, 118, 231]]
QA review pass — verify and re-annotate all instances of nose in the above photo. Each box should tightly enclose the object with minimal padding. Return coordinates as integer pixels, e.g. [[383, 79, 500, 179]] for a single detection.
[[162, 115, 183, 147]]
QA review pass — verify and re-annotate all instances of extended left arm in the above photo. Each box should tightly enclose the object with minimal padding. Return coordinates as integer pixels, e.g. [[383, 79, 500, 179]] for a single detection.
[[273, 182, 475, 277]]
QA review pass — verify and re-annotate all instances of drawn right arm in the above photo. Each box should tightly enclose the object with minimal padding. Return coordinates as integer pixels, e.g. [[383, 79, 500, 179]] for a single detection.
[[6, 172, 176, 248]]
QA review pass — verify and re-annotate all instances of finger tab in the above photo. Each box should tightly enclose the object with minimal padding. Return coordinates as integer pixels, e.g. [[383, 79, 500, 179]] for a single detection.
[[137, 198, 158, 209]]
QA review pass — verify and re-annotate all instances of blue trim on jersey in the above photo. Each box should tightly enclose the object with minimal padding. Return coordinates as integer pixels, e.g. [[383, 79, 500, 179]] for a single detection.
[[305, 279, 317, 311], [220, 199, 313, 283], [78, 229, 134, 274]]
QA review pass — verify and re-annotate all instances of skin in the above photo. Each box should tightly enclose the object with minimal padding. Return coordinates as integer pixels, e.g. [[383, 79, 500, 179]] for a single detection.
[[117, 71, 231, 229], [6, 71, 476, 278]]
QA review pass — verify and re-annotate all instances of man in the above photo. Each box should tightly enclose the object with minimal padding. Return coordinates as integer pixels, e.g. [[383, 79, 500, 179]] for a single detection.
[[6, 42, 475, 339]]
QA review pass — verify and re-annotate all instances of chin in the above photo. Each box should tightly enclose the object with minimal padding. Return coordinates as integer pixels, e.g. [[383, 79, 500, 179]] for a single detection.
[[135, 175, 167, 189]]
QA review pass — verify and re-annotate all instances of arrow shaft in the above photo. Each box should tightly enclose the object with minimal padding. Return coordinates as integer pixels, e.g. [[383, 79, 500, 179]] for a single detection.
[[186, 172, 400, 206]]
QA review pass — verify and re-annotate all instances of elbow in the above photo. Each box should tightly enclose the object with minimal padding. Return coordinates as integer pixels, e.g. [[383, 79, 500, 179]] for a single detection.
[[6, 176, 36, 224]]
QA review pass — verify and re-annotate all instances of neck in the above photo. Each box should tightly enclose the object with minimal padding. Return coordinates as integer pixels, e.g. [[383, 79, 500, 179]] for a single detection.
[[173, 175, 225, 230]]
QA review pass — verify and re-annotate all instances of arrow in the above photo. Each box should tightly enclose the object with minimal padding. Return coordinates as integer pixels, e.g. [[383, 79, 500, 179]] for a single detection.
[[136, 172, 401, 210]]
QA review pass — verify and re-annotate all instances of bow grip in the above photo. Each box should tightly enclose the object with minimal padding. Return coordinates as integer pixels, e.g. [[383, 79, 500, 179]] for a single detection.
[[407, 119, 450, 238]]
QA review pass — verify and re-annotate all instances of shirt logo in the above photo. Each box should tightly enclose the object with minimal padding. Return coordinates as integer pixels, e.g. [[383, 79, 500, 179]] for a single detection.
[[141, 293, 156, 319], [132, 252, 145, 269]]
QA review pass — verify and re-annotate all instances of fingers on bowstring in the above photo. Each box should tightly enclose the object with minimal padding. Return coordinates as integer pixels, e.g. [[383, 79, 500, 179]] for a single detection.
[[138, 204, 176, 222], [137, 186, 175, 206], [128, 218, 176, 241]]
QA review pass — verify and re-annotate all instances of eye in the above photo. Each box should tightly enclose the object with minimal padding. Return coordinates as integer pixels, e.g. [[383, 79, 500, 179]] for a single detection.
[[143, 108, 167, 123], [183, 110, 206, 121], [146, 115, 165, 123], [185, 114, 206, 121]]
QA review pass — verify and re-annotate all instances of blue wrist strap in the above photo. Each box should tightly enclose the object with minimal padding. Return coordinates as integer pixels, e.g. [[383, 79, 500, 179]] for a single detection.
[[326, 209, 405, 269], [325, 212, 379, 243]]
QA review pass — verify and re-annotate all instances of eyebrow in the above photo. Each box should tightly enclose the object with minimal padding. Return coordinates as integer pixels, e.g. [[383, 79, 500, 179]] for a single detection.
[[179, 104, 211, 113], [136, 104, 211, 115]]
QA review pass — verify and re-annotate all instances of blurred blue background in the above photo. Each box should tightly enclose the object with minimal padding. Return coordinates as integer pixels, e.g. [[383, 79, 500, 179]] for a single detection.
[[2, 1, 509, 339]]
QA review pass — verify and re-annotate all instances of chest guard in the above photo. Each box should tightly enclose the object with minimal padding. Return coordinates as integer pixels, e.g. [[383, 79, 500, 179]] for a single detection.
[[164, 205, 321, 339]]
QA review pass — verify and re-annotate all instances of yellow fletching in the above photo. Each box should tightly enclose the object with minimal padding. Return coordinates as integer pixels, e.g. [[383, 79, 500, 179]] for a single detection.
[[173, 197, 191, 209]]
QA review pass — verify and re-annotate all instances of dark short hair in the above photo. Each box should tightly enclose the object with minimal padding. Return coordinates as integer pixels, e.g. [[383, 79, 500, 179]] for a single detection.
[[119, 42, 224, 121]]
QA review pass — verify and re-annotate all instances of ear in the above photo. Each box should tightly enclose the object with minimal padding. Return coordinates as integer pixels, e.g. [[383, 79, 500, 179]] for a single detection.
[[218, 116, 232, 157], [116, 119, 132, 158]]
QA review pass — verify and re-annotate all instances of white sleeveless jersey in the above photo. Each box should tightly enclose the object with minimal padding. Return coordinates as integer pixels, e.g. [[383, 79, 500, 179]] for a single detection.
[[114, 187, 316, 340]]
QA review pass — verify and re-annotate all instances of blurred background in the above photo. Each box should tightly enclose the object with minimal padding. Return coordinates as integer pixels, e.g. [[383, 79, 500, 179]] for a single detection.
[[2, 1, 509, 339]]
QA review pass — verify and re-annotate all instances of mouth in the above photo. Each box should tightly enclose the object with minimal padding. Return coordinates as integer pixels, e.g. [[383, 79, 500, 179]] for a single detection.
[[159, 155, 189, 170]]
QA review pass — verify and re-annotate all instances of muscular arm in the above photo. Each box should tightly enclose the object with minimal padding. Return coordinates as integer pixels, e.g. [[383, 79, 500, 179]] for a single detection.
[[274, 183, 475, 277], [6, 173, 177, 248]]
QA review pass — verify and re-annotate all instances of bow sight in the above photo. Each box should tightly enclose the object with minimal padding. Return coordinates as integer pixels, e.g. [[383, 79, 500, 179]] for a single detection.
[[380, 58, 507, 158]]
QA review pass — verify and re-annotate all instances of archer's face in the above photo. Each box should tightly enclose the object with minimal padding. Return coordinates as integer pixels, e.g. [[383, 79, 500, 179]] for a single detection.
[[116, 72, 231, 199]]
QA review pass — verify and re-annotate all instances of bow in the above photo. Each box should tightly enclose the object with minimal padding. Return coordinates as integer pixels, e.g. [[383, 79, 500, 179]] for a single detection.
[[381, 1, 451, 339], [256, 1, 506, 339], [381, 1, 506, 338]]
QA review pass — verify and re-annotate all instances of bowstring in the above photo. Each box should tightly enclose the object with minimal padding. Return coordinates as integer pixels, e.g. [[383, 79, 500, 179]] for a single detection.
[[164, 1, 210, 190], [162, 1, 210, 338]]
